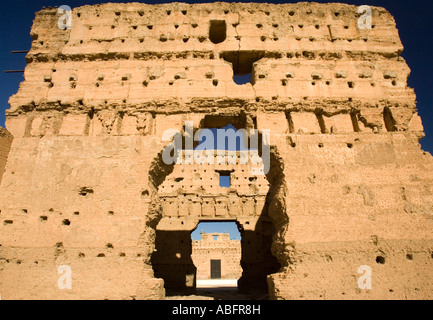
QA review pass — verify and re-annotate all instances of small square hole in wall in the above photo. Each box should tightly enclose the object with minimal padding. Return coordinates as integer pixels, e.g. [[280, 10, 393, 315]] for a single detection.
[[209, 20, 226, 44], [218, 171, 231, 187]]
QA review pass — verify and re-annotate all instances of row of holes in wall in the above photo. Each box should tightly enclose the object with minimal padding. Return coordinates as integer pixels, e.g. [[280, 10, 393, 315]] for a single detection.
[[60, 35, 370, 46], [77, 23, 371, 31], [374, 254, 428, 264], [68, 22, 371, 36], [45, 73, 398, 89], [39, 35, 371, 48], [49, 79, 397, 89], [2, 207, 116, 224], [45, 57, 398, 79], [1, 251, 430, 263], [32, 50, 394, 64], [287, 142, 355, 148], [36, 43, 400, 86], [53, 17, 376, 46], [0, 251, 144, 263], [1, 218, 90, 225], [72, 9, 372, 19]]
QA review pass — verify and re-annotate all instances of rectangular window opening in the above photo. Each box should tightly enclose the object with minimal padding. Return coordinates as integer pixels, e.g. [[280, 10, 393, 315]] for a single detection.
[[217, 171, 231, 187]]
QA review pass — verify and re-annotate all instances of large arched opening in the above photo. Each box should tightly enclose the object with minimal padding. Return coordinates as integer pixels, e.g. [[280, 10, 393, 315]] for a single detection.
[[147, 113, 288, 299]]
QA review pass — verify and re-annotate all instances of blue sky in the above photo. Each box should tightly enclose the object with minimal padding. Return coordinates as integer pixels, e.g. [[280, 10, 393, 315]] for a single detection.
[[1, 0, 432, 153], [191, 221, 241, 240]]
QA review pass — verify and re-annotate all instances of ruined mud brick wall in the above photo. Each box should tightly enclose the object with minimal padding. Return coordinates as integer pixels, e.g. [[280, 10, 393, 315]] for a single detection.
[[0, 2, 432, 300], [151, 150, 277, 292], [192, 233, 242, 280], [0, 127, 13, 184]]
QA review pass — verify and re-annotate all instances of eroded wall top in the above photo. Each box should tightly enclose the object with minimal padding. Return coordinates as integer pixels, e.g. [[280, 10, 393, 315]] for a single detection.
[[6, 2, 422, 139]]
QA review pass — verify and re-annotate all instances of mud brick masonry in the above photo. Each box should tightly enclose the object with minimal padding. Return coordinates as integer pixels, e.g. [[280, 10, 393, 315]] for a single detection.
[[192, 233, 242, 280], [0, 2, 432, 300]]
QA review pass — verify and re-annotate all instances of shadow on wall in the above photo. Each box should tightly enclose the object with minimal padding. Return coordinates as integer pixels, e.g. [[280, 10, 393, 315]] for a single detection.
[[237, 214, 281, 295], [151, 216, 280, 298], [151, 230, 197, 295], [150, 180, 283, 297]]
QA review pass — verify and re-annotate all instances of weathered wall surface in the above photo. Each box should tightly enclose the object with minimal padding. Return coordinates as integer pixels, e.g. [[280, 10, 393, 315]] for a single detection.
[[192, 233, 242, 280], [0, 2, 432, 300], [151, 150, 279, 294], [0, 127, 13, 185]]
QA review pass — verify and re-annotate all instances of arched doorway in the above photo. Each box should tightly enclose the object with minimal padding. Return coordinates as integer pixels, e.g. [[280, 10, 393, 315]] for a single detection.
[[147, 113, 288, 299]]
